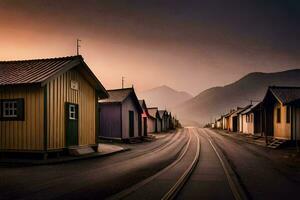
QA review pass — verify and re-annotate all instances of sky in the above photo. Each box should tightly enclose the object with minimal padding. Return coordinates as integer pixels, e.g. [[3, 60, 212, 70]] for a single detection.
[[0, 0, 299, 96]]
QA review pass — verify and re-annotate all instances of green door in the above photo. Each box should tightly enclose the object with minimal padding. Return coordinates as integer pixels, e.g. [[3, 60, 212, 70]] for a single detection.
[[66, 103, 79, 146]]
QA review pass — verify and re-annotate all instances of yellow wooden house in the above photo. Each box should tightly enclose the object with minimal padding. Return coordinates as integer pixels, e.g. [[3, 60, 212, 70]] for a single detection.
[[262, 86, 300, 140], [0, 56, 108, 158]]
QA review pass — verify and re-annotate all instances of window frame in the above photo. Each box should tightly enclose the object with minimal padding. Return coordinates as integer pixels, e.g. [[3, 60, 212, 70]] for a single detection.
[[3, 101, 18, 117], [69, 104, 76, 120], [0, 98, 24, 121]]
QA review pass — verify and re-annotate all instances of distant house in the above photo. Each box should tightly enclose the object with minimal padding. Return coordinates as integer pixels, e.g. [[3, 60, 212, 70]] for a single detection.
[[229, 105, 252, 132], [0, 56, 108, 157], [223, 110, 235, 130], [155, 109, 162, 132], [139, 100, 150, 137], [147, 107, 158, 133], [159, 110, 168, 132], [228, 108, 241, 132], [241, 107, 254, 134], [240, 102, 263, 135], [216, 117, 223, 129], [168, 112, 174, 130], [262, 86, 300, 140], [166, 112, 171, 130], [99, 88, 143, 141]]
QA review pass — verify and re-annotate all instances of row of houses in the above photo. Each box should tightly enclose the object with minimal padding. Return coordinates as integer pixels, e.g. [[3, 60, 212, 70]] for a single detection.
[[98, 87, 177, 141], [213, 86, 300, 142], [0, 55, 179, 158]]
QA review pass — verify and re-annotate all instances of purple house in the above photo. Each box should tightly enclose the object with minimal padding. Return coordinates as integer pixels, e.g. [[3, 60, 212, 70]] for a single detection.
[[98, 88, 143, 141]]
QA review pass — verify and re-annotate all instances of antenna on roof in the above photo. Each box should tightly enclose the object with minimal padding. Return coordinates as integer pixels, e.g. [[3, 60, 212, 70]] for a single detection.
[[76, 39, 81, 55], [122, 76, 125, 88]]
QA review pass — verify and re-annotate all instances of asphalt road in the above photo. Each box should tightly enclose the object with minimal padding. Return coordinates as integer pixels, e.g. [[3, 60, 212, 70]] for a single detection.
[[1, 127, 299, 200], [0, 129, 188, 200], [176, 128, 235, 200], [205, 128, 300, 200]]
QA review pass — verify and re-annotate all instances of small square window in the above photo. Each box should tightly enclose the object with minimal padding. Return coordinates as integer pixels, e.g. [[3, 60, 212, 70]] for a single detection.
[[3, 101, 17, 117], [69, 105, 76, 120]]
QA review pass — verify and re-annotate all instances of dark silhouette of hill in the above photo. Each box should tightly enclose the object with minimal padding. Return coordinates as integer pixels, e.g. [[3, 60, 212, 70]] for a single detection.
[[138, 85, 193, 110]]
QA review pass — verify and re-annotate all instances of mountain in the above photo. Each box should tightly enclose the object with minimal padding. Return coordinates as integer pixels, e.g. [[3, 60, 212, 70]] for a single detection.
[[173, 69, 300, 126], [138, 85, 193, 110]]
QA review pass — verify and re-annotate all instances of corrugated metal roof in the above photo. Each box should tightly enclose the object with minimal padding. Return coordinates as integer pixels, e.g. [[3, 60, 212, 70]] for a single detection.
[[270, 86, 300, 105], [0, 55, 109, 98], [0, 56, 80, 85], [99, 88, 143, 113], [99, 88, 132, 103]]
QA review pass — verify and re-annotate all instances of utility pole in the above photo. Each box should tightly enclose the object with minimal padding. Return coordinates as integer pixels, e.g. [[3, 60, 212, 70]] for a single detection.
[[122, 76, 125, 89], [76, 39, 81, 55]]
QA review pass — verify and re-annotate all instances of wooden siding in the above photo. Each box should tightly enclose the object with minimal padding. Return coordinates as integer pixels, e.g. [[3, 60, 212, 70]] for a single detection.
[[292, 107, 300, 140], [241, 114, 254, 134], [0, 86, 44, 151], [99, 104, 122, 139], [222, 117, 227, 129], [147, 118, 156, 133], [238, 115, 243, 132], [46, 68, 96, 149], [248, 113, 254, 134], [122, 97, 140, 138], [273, 103, 291, 139], [157, 119, 162, 132]]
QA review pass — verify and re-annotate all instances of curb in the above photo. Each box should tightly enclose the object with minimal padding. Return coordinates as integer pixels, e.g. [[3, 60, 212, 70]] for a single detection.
[[0, 148, 130, 167]]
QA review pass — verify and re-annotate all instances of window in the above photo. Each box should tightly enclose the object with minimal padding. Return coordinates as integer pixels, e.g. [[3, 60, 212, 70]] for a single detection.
[[3, 101, 17, 117], [276, 108, 281, 123], [0, 99, 24, 121], [69, 105, 76, 120], [286, 106, 291, 123]]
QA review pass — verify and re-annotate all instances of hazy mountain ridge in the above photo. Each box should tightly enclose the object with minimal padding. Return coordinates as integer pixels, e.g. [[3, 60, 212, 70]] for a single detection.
[[174, 69, 300, 126], [138, 85, 193, 110]]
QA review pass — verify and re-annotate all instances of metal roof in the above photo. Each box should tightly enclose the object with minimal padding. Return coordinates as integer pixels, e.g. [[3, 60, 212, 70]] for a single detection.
[[0, 55, 108, 98], [269, 86, 300, 105], [99, 88, 143, 113], [99, 88, 132, 103], [0, 56, 79, 85]]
